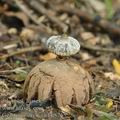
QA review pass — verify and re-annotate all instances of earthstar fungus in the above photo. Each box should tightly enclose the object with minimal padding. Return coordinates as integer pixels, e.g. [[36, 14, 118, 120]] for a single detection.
[[23, 35, 94, 108]]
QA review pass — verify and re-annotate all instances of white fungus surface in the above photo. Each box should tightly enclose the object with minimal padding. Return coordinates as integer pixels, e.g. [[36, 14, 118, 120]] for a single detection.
[[46, 35, 80, 56]]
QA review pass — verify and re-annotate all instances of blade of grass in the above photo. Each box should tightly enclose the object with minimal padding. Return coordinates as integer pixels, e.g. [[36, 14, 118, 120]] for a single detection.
[[104, 0, 114, 19]]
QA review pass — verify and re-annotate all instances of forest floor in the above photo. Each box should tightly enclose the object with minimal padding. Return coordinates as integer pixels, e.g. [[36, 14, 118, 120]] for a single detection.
[[0, 0, 120, 120]]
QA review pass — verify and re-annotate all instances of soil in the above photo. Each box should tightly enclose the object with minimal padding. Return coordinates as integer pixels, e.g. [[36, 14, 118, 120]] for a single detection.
[[0, 0, 120, 120]]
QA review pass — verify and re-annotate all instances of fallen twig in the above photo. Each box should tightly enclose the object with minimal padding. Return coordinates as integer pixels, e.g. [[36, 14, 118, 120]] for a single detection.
[[0, 67, 28, 75], [25, 0, 68, 32], [81, 42, 120, 53], [0, 46, 46, 60], [14, 0, 49, 33], [54, 5, 120, 36]]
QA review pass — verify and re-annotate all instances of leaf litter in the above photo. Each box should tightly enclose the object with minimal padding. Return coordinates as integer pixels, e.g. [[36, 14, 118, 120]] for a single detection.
[[0, 0, 120, 120]]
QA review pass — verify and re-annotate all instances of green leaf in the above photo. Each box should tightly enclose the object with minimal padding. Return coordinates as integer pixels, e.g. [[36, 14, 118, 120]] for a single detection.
[[99, 114, 117, 120], [104, 0, 114, 19]]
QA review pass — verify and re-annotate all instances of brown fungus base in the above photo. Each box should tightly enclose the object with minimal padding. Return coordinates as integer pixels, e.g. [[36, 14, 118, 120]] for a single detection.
[[23, 59, 94, 108]]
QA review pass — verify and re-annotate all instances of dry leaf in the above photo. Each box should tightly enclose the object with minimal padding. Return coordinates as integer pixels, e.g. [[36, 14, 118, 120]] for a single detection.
[[106, 98, 113, 109], [79, 52, 92, 61], [20, 28, 35, 40], [116, 111, 120, 117], [81, 32, 95, 40], [104, 72, 120, 80], [88, 0, 106, 17], [112, 59, 120, 75], [80, 32, 99, 45], [8, 28, 17, 35], [39, 52, 57, 61], [23, 59, 94, 108]]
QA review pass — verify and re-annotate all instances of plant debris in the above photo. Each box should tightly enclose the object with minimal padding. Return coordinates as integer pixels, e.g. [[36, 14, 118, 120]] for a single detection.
[[0, 0, 120, 119]]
